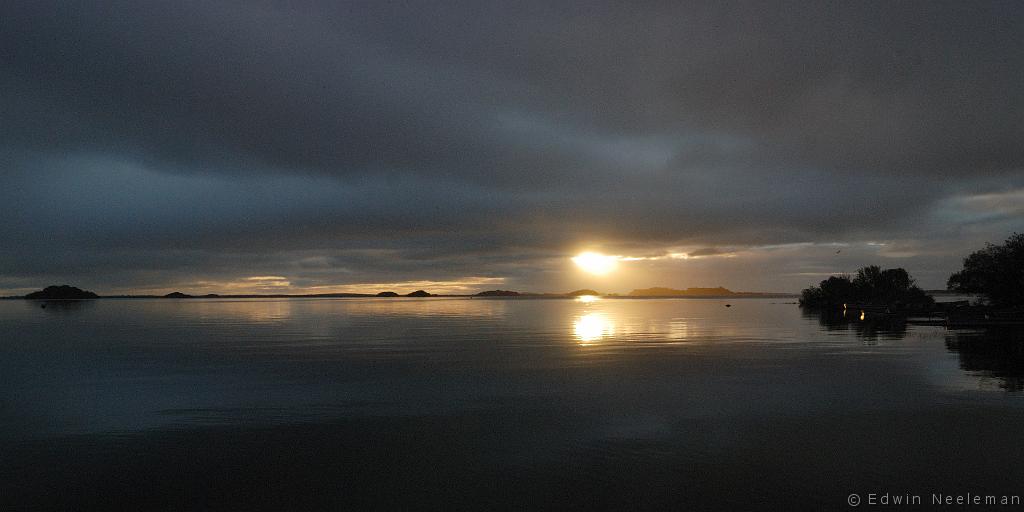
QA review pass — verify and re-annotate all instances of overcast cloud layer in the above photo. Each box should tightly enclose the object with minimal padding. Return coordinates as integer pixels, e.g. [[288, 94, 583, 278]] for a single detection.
[[2, 1, 1023, 295]]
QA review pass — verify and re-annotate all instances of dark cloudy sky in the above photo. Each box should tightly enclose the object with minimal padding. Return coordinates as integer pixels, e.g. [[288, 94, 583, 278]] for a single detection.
[[2, 1, 1023, 295]]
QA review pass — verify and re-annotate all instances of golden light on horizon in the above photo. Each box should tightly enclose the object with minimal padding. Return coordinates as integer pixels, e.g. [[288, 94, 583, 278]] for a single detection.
[[577, 295, 600, 303], [572, 251, 617, 275]]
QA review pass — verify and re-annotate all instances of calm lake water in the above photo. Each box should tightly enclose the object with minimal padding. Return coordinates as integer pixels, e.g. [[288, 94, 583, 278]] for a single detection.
[[2, 297, 1023, 510]]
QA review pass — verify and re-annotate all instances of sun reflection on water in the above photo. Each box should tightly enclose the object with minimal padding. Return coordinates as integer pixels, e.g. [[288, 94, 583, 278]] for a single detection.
[[574, 312, 615, 344]]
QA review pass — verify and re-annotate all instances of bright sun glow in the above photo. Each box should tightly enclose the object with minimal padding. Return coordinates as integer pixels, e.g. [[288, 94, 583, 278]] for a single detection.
[[577, 295, 599, 303], [572, 251, 617, 275], [574, 313, 614, 343]]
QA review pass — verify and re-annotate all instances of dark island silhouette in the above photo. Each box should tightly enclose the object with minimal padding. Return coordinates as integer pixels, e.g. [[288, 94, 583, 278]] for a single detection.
[[25, 285, 99, 300], [567, 289, 601, 296], [474, 290, 520, 297], [7, 285, 800, 301], [629, 286, 789, 298]]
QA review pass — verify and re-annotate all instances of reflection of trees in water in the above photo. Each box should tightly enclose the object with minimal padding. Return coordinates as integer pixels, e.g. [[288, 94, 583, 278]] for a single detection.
[[802, 308, 908, 342], [946, 328, 1024, 391], [804, 309, 1024, 390]]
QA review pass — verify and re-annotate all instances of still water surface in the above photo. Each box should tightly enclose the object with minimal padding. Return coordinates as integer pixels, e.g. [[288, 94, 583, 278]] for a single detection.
[[2, 297, 1023, 510]]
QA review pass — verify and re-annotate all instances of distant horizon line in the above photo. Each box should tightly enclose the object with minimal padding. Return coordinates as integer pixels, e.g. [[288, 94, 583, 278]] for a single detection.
[[5, 284, 805, 300]]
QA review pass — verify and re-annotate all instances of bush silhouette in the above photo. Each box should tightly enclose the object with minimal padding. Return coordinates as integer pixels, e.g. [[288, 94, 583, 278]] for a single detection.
[[800, 266, 931, 308], [948, 233, 1024, 307]]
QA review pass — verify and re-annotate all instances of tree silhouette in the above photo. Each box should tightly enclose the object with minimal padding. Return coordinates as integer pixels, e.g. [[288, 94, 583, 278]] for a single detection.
[[947, 233, 1024, 307], [800, 266, 931, 308]]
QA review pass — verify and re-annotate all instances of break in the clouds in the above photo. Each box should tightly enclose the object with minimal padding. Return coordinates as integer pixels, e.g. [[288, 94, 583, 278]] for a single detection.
[[1, 1, 1023, 295]]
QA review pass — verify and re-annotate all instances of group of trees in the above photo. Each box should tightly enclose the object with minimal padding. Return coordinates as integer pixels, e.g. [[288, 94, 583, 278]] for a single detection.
[[947, 233, 1024, 308], [799, 266, 931, 308], [801, 233, 1024, 309]]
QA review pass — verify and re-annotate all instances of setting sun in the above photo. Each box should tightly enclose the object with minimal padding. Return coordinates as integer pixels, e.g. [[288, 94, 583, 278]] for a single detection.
[[572, 252, 617, 275]]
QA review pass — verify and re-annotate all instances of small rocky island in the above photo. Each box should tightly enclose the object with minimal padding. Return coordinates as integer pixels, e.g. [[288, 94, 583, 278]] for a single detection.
[[628, 286, 787, 297], [25, 285, 100, 300], [475, 290, 520, 297]]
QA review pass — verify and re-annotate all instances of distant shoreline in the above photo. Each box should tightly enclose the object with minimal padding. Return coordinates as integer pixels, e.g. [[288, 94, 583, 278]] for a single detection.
[[3, 293, 799, 300], [2, 284, 799, 301]]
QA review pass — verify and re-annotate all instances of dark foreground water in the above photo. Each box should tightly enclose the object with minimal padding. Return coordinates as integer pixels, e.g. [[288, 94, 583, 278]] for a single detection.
[[2, 297, 1023, 510]]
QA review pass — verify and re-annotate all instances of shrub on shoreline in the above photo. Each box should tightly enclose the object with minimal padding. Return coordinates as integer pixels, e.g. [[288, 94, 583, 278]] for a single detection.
[[799, 266, 932, 308]]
